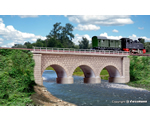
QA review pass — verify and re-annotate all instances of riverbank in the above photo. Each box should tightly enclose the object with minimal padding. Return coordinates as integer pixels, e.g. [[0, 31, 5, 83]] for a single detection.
[[127, 80, 150, 91], [31, 85, 76, 106]]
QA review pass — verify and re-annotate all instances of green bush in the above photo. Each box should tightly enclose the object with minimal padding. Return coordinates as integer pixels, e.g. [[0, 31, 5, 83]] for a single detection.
[[129, 56, 150, 81], [0, 49, 35, 106]]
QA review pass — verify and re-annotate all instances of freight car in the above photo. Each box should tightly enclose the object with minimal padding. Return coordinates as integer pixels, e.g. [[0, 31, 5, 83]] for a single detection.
[[92, 36, 146, 54]]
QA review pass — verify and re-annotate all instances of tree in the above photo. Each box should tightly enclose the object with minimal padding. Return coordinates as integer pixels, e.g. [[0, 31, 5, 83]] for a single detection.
[[79, 37, 89, 49], [47, 22, 62, 39], [145, 42, 150, 53], [35, 39, 44, 47], [12, 44, 27, 48], [60, 23, 74, 47], [24, 42, 33, 48], [46, 22, 75, 48]]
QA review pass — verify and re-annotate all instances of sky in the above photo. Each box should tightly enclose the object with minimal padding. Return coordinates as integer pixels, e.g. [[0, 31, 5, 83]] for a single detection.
[[0, 0, 150, 48], [0, 15, 150, 47]]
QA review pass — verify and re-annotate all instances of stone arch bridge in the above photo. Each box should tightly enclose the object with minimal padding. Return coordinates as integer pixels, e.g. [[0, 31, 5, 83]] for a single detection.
[[32, 50, 130, 85]]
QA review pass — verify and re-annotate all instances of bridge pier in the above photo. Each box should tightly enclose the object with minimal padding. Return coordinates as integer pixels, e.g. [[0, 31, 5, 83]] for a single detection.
[[57, 77, 74, 84], [84, 77, 101, 84], [109, 76, 125, 83]]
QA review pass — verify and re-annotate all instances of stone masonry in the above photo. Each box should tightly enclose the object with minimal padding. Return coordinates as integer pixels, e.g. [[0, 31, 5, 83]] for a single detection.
[[32, 52, 130, 85]]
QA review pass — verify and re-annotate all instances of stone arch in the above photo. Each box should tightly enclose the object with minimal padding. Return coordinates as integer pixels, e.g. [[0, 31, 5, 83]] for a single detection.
[[42, 61, 69, 76], [71, 62, 101, 84], [42, 61, 73, 84], [99, 63, 122, 83], [70, 62, 96, 76]]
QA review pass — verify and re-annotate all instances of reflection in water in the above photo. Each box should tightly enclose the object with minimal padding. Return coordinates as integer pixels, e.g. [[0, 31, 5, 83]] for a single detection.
[[42, 70, 150, 106]]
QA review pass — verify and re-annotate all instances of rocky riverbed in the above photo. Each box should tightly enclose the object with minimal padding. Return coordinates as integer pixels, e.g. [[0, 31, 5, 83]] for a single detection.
[[31, 85, 76, 106]]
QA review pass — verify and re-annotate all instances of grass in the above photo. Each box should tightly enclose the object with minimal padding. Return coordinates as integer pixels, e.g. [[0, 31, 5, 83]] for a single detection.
[[45, 66, 54, 70], [73, 67, 109, 80], [127, 80, 150, 91]]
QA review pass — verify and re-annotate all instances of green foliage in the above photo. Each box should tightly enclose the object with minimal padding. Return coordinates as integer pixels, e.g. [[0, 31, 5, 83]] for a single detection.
[[145, 42, 150, 53], [79, 37, 89, 49], [45, 66, 54, 70], [73, 67, 109, 80], [139, 38, 145, 44], [24, 42, 33, 48], [0, 49, 35, 106], [11, 22, 77, 49], [100, 69, 109, 80], [12, 44, 27, 48], [46, 22, 75, 48], [129, 56, 150, 81]]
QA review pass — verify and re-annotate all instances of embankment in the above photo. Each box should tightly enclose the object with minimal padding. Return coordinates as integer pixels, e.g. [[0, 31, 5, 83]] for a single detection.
[[0, 49, 75, 106]]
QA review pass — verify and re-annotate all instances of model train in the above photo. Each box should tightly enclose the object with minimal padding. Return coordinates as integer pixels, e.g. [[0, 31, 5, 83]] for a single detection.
[[92, 36, 146, 54]]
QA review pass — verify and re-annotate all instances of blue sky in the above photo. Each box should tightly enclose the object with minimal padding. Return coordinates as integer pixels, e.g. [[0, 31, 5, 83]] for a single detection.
[[0, 15, 150, 47]]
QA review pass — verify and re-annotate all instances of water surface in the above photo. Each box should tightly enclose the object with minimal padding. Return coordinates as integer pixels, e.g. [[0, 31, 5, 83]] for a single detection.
[[42, 70, 150, 106]]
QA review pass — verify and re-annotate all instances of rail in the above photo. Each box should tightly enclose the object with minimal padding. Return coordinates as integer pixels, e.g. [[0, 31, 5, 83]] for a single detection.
[[32, 47, 129, 55]]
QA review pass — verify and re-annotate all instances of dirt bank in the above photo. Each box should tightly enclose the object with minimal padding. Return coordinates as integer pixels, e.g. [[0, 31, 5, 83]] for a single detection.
[[31, 85, 76, 106]]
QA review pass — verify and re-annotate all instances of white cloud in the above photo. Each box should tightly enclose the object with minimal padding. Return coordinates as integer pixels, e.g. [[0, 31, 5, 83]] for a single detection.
[[0, 42, 2, 44], [1, 45, 7, 47], [0, 38, 3, 41], [99, 32, 150, 42], [100, 32, 122, 40], [112, 29, 119, 33], [0, 18, 46, 47], [0, 18, 3, 23], [6, 42, 15, 47], [18, 15, 39, 18], [66, 15, 134, 26], [75, 24, 100, 31], [138, 27, 144, 30], [129, 34, 150, 41], [72, 34, 91, 44]]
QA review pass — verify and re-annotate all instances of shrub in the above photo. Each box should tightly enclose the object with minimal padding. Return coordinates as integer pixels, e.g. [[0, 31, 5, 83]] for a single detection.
[[129, 56, 150, 81], [0, 49, 35, 105]]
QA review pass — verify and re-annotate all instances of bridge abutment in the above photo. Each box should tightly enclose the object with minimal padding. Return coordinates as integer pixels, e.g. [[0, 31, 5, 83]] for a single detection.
[[33, 54, 43, 85]]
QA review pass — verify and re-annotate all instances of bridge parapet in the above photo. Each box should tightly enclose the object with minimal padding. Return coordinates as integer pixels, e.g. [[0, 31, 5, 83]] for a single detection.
[[32, 47, 129, 57]]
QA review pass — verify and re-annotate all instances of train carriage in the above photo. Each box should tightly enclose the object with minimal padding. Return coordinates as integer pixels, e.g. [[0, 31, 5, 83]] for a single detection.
[[92, 36, 121, 50]]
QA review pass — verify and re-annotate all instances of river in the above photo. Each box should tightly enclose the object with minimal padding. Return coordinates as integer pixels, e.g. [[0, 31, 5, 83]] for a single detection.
[[42, 70, 150, 106]]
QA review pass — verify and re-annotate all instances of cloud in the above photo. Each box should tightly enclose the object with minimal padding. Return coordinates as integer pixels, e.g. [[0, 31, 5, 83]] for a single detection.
[[112, 29, 119, 33], [99, 32, 150, 42], [100, 32, 122, 40], [0, 38, 3, 41], [0, 18, 46, 47], [72, 34, 91, 44], [75, 24, 100, 31], [0, 42, 2, 44], [18, 15, 39, 18], [0, 18, 3, 23], [66, 15, 134, 26], [129, 34, 150, 41], [138, 27, 144, 30]]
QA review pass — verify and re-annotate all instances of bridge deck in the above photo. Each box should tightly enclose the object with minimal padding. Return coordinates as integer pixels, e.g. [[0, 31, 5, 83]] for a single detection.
[[1, 47, 150, 56]]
